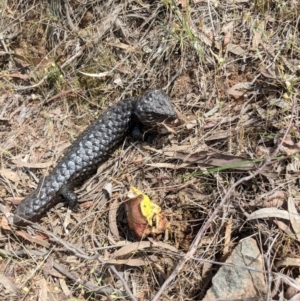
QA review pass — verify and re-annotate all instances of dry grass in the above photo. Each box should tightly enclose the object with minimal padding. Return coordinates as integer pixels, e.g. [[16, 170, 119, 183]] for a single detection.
[[0, 0, 300, 300]]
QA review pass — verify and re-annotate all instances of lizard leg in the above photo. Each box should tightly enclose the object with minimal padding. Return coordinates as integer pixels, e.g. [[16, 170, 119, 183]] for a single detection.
[[59, 185, 80, 212], [130, 124, 157, 143]]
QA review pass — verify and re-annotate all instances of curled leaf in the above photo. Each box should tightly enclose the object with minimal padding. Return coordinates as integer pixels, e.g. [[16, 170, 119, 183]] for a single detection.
[[125, 186, 170, 238]]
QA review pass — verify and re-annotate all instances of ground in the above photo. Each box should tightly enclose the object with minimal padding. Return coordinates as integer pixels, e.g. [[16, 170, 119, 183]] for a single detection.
[[0, 0, 300, 300]]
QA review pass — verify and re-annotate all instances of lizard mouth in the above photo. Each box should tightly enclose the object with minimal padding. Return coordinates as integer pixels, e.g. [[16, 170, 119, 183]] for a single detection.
[[164, 117, 179, 126]]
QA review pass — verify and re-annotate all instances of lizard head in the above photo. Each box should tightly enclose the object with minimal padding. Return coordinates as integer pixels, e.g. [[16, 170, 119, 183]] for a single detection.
[[134, 89, 177, 127]]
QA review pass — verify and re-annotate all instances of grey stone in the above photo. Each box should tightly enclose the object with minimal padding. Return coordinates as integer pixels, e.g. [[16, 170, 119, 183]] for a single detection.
[[203, 237, 267, 300]]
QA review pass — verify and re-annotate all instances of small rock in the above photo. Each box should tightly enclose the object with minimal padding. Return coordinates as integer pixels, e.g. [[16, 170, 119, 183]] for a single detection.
[[203, 237, 267, 300]]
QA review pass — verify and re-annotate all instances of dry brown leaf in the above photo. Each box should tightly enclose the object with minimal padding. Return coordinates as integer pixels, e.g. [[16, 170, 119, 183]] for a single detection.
[[226, 44, 247, 56], [231, 0, 251, 2], [78, 70, 112, 78], [147, 162, 189, 169], [205, 131, 232, 140], [55, 142, 71, 155], [125, 187, 169, 238], [252, 21, 265, 49], [222, 21, 234, 48], [103, 182, 113, 198], [282, 135, 295, 147], [113, 241, 178, 258], [273, 220, 294, 236], [223, 215, 233, 255], [63, 209, 71, 233], [288, 197, 300, 241], [226, 82, 253, 97], [197, 31, 213, 47], [125, 194, 152, 237], [0, 205, 12, 230], [59, 279, 72, 296], [287, 292, 300, 301], [256, 146, 271, 157], [221, 21, 234, 33], [1, 217, 11, 231], [204, 103, 220, 117], [3, 73, 29, 80], [12, 53, 54, 68], [178, 0, 188, 10], [44, 90, 78, 105], [161, 122, 177, 134], [38, 278, 48, 301], [287, 160, 300, 173], [16, 230, 50, 248], [264, 191, 288, 200], [43, 257, 53, 278], [142, 145, 163, 154], [186, 119, 197, 129], [106, 42, 136, 52], [35, 232, 50, 241], [252, 191, 287, 208], [132, 154, 143, 166], [260, 68, 277, 79], [256, 198, 284, 208], [11, 160, 53, 169], [230, 82, 253, 90], [0, 169, 20, 182], [276, 258, 300, 268], [285, 277, 300, 300], [171, 151, 259, 171], [109, 198, 120, 240], [256, 108, 267, 120], [43, 258, 64, 279], [280, 145, 300, 156], [203, 116, 240, 129], [79, 201, 94, 208], [105, 258, 150, 267], [4, 196, 24, 205], [0, 274, 18, 294], [0, 51, 9, 61], [202, 262, 213, 278], [247, 208, 290, 220], [164, 144, 194, 152], [45, 267, 64, 278]]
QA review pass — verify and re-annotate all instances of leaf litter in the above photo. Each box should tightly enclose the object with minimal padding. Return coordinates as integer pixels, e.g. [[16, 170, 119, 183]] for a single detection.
[[0, 0, 300, 300]]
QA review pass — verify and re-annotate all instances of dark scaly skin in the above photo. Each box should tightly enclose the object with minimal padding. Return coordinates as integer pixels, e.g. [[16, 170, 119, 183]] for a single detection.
[[14, 89, 177, 225]]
